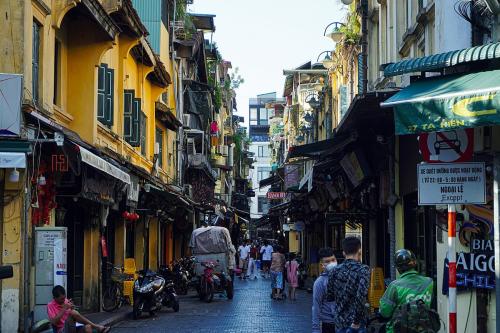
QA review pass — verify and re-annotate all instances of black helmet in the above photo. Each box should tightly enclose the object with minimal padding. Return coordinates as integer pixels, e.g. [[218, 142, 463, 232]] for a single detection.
[[395, 249, 417, 273]]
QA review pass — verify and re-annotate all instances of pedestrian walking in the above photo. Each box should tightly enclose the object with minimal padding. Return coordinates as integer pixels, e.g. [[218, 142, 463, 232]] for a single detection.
[[312, 247, 337, 333], [260, 241, 273, 278], [270, 246, 286, 300], [238, 240, 251, 279], [247, 242, 259, 279], [285, 253, 299, 300], [326, 236, 369, 333]]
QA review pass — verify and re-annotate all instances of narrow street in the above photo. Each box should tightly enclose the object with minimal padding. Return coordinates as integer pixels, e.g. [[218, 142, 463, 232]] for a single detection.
[[112, 278, 311, 333]]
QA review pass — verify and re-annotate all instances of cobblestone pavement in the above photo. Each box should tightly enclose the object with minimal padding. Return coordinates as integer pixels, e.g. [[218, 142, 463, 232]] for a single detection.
[[112, 276, 312, 333]]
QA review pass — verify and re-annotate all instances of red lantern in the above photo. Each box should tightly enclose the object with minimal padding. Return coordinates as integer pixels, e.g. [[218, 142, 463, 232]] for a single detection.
[[133, 213, 140, 220], [122, 211, 130, 219]]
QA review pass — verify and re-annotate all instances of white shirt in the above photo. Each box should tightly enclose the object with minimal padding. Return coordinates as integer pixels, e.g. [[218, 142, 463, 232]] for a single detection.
[[260, 245, 273, 261], [238, 245, 251, 260]]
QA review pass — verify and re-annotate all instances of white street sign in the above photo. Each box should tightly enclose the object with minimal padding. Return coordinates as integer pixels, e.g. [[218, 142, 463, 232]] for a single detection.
[[417, 162, 486, 205]]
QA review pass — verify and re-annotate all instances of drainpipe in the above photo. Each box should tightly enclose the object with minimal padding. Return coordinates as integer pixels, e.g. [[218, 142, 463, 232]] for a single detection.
[[360, 0, 368, 95], [388, 138, 396, 281], [23, 181, 30, 332]]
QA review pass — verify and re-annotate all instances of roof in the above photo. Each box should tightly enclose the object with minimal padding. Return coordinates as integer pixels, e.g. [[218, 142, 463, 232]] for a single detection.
[[190, 13, 216, 32], [286, 132, 358, 160], [383, 42, 500, 77]]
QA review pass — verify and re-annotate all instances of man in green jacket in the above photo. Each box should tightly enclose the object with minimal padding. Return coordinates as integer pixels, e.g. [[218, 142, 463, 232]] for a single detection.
[[379, 249, 434, 333]]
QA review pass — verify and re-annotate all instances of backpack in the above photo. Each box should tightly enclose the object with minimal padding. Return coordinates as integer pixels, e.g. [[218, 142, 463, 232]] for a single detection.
[[392, 299, 441, 333]]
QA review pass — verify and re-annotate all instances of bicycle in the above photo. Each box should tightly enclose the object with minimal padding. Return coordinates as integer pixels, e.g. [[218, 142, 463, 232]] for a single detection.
[[101, 262, 134, 312]]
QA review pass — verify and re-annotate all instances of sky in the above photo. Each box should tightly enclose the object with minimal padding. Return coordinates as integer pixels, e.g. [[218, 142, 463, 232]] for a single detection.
[[189, 0, 346, 125]]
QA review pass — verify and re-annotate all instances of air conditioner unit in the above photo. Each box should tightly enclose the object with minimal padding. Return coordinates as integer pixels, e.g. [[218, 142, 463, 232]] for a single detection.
[[183, 114, 191, 128], [154, 142, 160, 155], [217, 145, 224, 155], [222, 145, 229, 157], [183, 184, 193, 198]]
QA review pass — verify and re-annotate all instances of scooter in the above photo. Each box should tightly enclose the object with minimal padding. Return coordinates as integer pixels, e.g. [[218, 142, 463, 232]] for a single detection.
[[198, 261, 233, 303], [133, 269, 171, 319]]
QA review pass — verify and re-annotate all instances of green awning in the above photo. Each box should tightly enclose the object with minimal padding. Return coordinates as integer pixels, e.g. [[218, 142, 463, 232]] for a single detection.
[[381, 70, 500, 135], [383, 42, 500, 77]]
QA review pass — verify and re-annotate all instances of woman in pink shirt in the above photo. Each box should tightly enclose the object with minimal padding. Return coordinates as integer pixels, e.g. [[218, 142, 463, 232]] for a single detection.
[[47, 285, 110, 333], [285, 253, 299, 300]]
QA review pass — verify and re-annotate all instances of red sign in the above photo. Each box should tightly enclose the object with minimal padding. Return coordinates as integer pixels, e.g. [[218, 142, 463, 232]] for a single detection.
[[51, 154, 68, 172], [267, 192, 286, 200], [100, 235, 108, 258], [419, 129, 474, 163]]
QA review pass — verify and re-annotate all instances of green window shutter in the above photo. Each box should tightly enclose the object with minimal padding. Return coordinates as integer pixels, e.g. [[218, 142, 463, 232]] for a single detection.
[[140, 112, 147, 155], [131, 98, 141, 147], [98, 64, 114, 126], [156, 127, 163, 167], [97, 65, 106, 123], [124, 90, 134, 143], [105, 67, 114, 125], [357, 54, 364, 94]]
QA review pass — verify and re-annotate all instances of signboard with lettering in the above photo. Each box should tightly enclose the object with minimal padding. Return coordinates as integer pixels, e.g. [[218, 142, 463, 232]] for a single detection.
[[267, 192, 286, 200], [417, 162, 486, 205], [457, 239, 495, 290]]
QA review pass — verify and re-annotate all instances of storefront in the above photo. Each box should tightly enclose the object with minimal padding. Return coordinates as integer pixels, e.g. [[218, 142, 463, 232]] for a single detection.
[[381, 43, 500, 332]]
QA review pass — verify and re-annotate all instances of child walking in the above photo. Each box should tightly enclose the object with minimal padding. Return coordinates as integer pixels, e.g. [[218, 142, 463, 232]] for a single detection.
[[285, 253, 299, 301]]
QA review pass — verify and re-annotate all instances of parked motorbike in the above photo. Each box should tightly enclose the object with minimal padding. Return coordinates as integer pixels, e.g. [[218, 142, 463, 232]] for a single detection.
[[198, 261, 233, 303], [133, 269, 179, 319]]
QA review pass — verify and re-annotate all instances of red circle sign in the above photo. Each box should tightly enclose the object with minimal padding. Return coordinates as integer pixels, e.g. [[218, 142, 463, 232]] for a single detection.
[[418, 129, 474, 163]]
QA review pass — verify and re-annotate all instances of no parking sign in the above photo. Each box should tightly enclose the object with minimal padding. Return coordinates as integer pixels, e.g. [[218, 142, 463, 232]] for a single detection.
[[418, 129, 474, 163]]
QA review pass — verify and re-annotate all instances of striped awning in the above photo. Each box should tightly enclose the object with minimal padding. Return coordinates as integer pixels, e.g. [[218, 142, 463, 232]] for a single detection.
[[383, 42, 500, 77]]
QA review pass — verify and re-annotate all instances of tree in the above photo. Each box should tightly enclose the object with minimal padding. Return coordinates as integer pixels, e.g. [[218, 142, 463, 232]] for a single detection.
[[230, 67, 245, 90]]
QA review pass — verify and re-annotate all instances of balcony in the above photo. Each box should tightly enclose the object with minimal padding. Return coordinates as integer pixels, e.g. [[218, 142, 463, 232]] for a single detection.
[[188, 153, 218, 179]]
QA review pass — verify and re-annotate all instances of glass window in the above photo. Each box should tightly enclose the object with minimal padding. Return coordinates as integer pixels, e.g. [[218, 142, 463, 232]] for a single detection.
[[259, 108, 269, 125], [257, 166, 272, 182], [258, 145, 270, 157], [258, 196, 269, 213], [250, 108, 258, 125]]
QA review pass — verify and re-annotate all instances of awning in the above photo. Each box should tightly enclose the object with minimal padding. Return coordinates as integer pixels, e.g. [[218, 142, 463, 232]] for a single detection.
[[190, 13, 216, 32], [155, 102, 182, 131], [77, 145, 131, 184], [287, 132, 358, 160], [269, 201, 292, 213], [259, 174, 281, 188], [0, 152, 26, 168], [381, 69, 500, 135], [383, 42, 500, 77]]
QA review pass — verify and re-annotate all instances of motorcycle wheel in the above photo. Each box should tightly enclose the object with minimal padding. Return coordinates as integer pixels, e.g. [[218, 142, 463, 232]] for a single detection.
[[204, 283, 214, 303], [102, 283, 121, 312], [226, 281, 234, 300], [172, 299, 180, 312], [132, 299, 143, 320]]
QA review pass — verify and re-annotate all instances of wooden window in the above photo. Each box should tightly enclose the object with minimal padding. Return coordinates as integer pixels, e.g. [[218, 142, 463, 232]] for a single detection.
[[140, 112, 147, 156], [53, 39, 61, 105], [97, 64, 114, 126], [32, 20, 41, 104], [124, 91, 141, 146], [155, 127, 163, 168]]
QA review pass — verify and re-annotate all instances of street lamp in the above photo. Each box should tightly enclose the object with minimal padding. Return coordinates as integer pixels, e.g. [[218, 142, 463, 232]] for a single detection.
[[316, 51, 335, 70], [323, 22, 345, 43]]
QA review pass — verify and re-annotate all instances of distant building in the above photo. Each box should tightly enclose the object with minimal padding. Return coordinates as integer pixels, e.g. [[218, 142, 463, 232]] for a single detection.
[[248, 92, 285, 220]]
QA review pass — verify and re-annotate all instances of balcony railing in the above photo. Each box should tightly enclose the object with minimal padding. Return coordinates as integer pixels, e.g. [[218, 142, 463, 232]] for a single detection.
[[187, 153, 218, 179]]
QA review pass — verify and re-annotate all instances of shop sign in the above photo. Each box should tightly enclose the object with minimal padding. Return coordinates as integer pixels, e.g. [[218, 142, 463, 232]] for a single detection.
[[267, 192, 285, 200], [294, 221, 305, 232], [127, 175, 140, 206], [418, 129, 474, 163], [284, 164, 300, 190], [340, 151, 369, 188], [455, 239, 495, 290], [52, 154, 69, 172], [417, 162, 486, 205]]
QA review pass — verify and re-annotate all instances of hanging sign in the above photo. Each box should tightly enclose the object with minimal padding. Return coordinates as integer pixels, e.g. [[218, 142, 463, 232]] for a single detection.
[[417, 162, 486, 205], [267, 192, 286, 200], [418, 129, 474, 163]]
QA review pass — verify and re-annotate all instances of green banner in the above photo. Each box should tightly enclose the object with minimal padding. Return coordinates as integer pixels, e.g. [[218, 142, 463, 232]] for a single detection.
[[395, 92, 500, 135]]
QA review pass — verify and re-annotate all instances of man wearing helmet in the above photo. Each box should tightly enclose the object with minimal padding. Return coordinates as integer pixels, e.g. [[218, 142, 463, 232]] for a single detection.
[[379, 249, 434, 333]]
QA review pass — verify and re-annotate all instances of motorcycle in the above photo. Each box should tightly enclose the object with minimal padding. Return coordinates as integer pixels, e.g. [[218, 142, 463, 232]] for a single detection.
[[198, 261, 233, 303], [133, 269, 179, 319], [172, 260, 190, 295]]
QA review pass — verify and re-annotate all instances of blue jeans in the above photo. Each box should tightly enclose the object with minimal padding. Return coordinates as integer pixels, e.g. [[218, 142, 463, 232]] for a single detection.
[[336, 328, 366, 333]]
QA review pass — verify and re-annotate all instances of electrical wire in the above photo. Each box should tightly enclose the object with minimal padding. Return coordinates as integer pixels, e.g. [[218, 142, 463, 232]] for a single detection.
[[464, 289, 473, 332]]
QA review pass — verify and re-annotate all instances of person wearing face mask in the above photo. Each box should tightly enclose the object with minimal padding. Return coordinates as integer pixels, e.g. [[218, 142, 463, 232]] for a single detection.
[[312, 247, 337, 333]]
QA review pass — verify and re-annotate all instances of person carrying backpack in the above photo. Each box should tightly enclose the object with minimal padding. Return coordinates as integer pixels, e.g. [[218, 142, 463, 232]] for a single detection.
[[379, 249, 438, 333]]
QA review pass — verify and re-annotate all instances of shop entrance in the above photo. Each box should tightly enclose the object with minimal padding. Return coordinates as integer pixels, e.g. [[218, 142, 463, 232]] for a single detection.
[[63, 204, 85, 306]]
